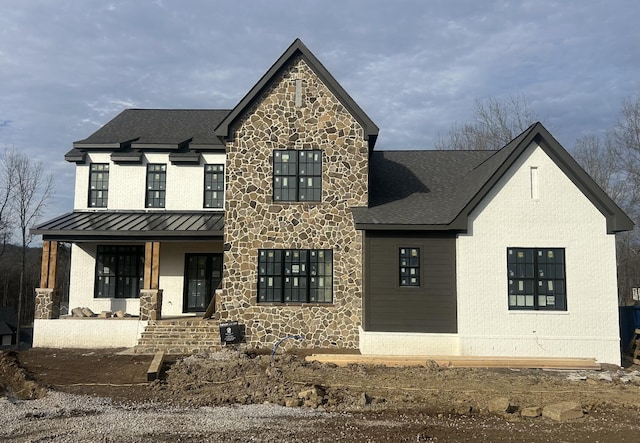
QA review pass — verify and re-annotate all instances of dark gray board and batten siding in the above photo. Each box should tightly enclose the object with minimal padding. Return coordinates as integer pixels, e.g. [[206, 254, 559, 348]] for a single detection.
[[364, 231, 457, 333]]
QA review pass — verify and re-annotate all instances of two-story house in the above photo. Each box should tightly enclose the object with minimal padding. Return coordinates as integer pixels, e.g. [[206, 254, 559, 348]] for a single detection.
[[32, 39, 632, 364]]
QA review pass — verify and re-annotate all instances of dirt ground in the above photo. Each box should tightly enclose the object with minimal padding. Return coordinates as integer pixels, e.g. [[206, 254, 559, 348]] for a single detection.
[[2, 347, 640, 442]]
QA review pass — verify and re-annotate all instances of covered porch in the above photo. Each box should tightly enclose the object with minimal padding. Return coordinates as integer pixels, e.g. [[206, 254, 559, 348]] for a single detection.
[[30, 210, 224, 348]]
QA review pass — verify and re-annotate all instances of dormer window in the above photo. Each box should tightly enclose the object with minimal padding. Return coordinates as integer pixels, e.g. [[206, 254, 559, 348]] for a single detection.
[[273, 150, 322, 202], [89, 163, 109, 208]]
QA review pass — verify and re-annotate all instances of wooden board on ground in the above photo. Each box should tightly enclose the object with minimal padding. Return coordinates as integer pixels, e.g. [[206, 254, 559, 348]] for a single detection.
[[306, 354, 601, 370], [147, 351, 165, 381]]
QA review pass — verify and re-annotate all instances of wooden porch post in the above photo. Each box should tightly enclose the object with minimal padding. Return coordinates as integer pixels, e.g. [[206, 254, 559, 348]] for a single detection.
[[35, 240, 61, 320], [39, 240, 59, 289], [140, 241, 162, 320], [143, 241, 161, 289]]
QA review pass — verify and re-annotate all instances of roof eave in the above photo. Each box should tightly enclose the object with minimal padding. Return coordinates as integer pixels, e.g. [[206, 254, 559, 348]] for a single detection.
[[73, 143, 122, 149], [64, 148, 86, 163], [111, 151, 143, 163], [190, 143, 226, 151], [354, 222, 466, 232], [532, 130, 634, 234], [169, 152, 202, 165], [450, 122, 634, 235], [130, 143, 182, 150], [33, 231, 224, 241]]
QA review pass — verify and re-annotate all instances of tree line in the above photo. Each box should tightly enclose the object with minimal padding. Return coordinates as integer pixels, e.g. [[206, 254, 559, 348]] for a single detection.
[[436, 94, 640, 305], [0, 244, 70, 322], [0, 150, 56, 342]]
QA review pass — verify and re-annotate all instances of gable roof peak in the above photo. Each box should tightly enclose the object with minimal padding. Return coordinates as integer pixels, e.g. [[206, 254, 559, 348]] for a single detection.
[[458, 120, 633, 233], [355, 120, 633, 234], [214, 38, 379, 151]]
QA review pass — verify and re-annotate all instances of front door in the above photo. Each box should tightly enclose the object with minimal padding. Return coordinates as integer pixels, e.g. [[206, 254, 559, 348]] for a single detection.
[[183, 253, 223, 313]]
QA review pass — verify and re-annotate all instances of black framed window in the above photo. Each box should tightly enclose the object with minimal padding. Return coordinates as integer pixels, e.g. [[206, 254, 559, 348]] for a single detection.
[[94, 245, 144, 298], [88, 163, 109, 207], [507, 248, 566, 310], [273, 150, 322, 202], [204, 164, 224, 208], [258, 249, 332, 303], [146, 164, 166, 208], [399, 247, 420, 286]]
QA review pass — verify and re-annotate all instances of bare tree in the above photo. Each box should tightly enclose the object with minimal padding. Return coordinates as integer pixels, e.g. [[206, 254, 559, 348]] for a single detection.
[[7, 150, 54, 347], [572, 95, 640, 305], [434, 94, 542, 150], [572, 135, 635, 208], [611, 96, 640, 189], [0, 150, 17, 257]]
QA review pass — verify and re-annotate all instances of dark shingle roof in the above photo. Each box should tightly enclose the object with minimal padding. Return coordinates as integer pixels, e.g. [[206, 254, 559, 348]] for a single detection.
[[31, 211, 224, 241], [352, 149, 496, 227], [74, 109, 231, 147], [354, 122, 633, 233]]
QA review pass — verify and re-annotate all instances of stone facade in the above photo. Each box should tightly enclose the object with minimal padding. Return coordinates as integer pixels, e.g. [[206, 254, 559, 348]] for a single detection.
[[222, 56, 368, 349], [34, 288, 61, 320], [139, 289, 163, 321]]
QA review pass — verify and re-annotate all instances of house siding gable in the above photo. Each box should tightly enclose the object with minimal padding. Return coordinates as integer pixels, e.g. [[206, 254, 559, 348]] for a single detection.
[[456, 142, 620, 364], [222, 55, 368, 348]]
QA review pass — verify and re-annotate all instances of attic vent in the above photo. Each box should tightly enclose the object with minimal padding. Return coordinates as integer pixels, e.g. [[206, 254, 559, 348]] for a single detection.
[[530, 166, 538, 200], [295, 79, 303, 108]]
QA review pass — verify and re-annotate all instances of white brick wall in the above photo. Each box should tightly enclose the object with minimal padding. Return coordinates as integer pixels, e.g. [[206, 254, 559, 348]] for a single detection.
[[74, 152, 226, 210], [456, 142, 620, 364], [34, 319, 147, 348], [68, 241, 224, 318], [69, 243, 141, 315], [158, 241, 224, 316]]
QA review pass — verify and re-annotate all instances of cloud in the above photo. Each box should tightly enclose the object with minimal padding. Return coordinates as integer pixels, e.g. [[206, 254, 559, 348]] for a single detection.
[[0, 0, 637, 218]]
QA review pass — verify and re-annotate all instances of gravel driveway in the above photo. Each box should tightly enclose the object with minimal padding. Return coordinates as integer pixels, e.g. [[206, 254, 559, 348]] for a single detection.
[[0, 391, 334, 442]]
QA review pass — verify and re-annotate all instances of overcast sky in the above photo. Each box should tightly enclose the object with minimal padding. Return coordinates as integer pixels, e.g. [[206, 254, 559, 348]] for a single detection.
[[1, 0, 639, 223]]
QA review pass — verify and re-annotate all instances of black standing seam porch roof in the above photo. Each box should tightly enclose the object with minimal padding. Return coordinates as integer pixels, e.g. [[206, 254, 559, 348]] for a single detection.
[[31, 211, 224, 241]]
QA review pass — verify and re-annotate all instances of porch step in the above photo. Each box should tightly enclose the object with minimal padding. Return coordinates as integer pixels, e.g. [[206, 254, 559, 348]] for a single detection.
[[134, 318, 224, 354]]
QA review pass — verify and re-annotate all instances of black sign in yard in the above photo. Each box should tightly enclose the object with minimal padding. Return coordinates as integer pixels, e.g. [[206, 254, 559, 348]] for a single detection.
[[219, 321, 243, 344]]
